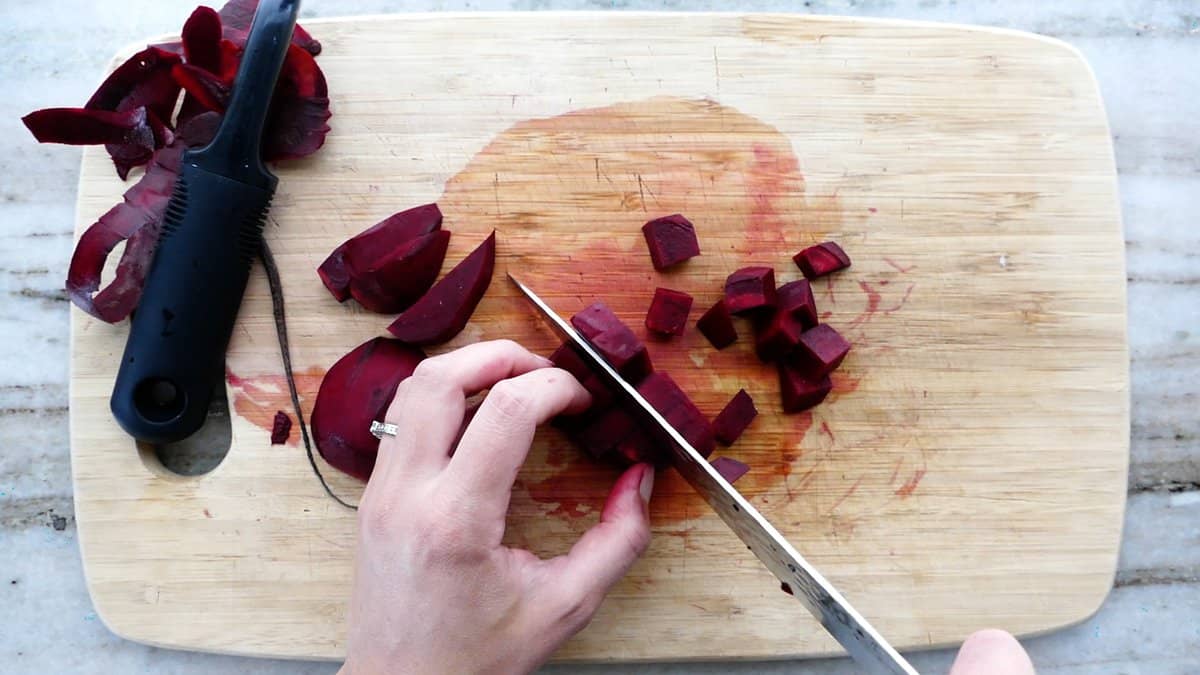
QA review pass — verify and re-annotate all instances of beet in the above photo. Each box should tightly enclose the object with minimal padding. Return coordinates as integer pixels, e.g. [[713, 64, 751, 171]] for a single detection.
[[778, 364, 832, 413], [696, 299, 737, 349], [712, 389, 757, 445], [261, 43, 331, 161], [724, 266, 777, 315], [346, 231, 451, 314], [387, 231, 496, 346], [615, 427, 664, 467], [645, 288, 694, 337], [572, 406, 639, 460], [754, 280, 819, 361], [549, 343, 616, 409], [318, 203, 444, 303], [711, 456, 750, 484], [270, 410, 292, 445], [793, 324, 851, 377], [181, 6, 223, 73], [218, 0, 322, 56], [22, 106, 163, 150], [172, 63, 230, 112], [794, 241, 852, 279], [311, 337, 425, 480], [642, 214, 700, 270], [636, 372, 715, 457], [570, 302, 653, 382], [83, 46, 182, 178]]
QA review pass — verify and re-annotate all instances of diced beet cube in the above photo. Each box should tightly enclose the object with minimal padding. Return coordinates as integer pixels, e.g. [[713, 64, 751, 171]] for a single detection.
[[571, 302, 653, 381], [794, 324, 851, 377], [636, 372, 716, 457], [712, 389, 758, 445], [776, 279, 818, 329], [696, 299, 737, 349], [572, 406, 639, 460], [778, 363, 833, 413], [711, 457, 750, 484], [549, 343, 591, 381], [754, 312, 807, 362], [642, 214, 700, 270], [793, 241, 851, 279], [580, 373, 616, 409], [724, 267, 777, 315], [645, 288, 694, 337]]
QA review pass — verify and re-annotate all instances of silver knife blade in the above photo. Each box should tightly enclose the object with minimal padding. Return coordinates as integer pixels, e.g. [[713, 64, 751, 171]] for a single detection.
[[508, 273, 918, 675]]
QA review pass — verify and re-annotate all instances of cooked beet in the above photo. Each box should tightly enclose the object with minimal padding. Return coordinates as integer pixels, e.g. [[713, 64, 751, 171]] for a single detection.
[[388, 231, 496, 346], [793, 324, 851, 377], [570, 302, 653, 382], [270, 410, 292, 445], [696, 299, 737, 349], [712, 389, 757, 445], [84, 46, 182, 178], [615, 427, 664, 467], [172, 64, 230, 112], [181, 6, 223, 73], [219, 0, 322, 56], [711, 456, 750, 484], [642, 214, 700, 270], [318, 203, 443, 303], [724, 266, 777, 315], [572, 406, 639, 460], [311, 337, 425, 480], [778, 364, 833, 413], [636, 372, 715, 457], [347, 231, 451, 313], [262, 44, 331, 161], [754, 312, 807, 362], [645, 288, 694, 337], [776, 280, 818, 328], [793, 241, 852, 279], [550, 343, 617, 409]]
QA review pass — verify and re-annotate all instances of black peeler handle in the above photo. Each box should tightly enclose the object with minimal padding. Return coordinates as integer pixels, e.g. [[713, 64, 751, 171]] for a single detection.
[[110, 0, 301, 444]]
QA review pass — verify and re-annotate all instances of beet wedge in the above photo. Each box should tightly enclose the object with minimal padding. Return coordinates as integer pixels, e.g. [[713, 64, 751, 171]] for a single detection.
[[696, 299, 737, 349], [311, 337, 425, 480], [388, 231, 496, 346], [711, 456, 750, 484], [347, 230, 451, 313], [318, 203, 443, 302], [712, 389, 757, 445]]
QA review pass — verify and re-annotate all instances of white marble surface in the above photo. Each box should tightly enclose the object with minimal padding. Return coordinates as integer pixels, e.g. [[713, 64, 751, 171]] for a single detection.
[[2, 0, 1197, 673]]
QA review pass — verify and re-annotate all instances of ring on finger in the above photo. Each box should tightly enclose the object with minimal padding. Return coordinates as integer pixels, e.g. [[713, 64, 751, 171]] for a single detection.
[[369, 420, 399, 439]]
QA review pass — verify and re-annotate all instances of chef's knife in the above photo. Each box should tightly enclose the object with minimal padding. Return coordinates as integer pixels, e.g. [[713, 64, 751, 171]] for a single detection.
[[508, 273, 919, 675], [110, 0, 301, 443]]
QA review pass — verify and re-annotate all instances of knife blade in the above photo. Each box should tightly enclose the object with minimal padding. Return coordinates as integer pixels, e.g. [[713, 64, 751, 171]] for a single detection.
[[508, 273, 918, 675]]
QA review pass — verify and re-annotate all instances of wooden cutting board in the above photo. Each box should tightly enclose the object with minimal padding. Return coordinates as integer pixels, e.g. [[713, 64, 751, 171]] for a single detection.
[[70, 13, 1128, 662]]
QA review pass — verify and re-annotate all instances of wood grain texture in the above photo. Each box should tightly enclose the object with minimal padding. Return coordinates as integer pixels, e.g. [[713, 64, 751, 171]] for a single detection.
[[70, 13, 1128, 661]]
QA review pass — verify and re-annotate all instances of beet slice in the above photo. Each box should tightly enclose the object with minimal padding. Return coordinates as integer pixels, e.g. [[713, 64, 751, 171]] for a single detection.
[[219, 0, 322, 56], [570, 302, 653, 382], [83, 46, 182, 179], [645, 288, 694, 337], [724, 266, 777, 315], [270, 410, 292, 445], [793, 241, 852, 279], [711, 457, 750, 484], [642, 214, 700, 270], [311, 337, 425, 481], [387, 231, 496, 346], [778, 364, 833, 413], [172, 64, 230, 112], [712, 389, 757, 445], [636, 372, 715, 458], [346, 231, 451, 314], [696, 299, 737, 349], [793, 324, 852, 377], [318, 203, 444, 303]]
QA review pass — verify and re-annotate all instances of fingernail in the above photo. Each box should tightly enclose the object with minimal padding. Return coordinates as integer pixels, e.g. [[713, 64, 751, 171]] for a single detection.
[[639, 464, 655, 504]]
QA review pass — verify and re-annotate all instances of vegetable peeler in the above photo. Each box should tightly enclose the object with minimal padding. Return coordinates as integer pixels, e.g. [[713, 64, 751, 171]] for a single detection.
[[110, 0, 301, 444]]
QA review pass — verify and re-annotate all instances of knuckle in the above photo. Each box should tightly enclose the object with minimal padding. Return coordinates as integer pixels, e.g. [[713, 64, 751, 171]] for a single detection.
[[485, 379, 535, 421], [411, 356, 448, 381]]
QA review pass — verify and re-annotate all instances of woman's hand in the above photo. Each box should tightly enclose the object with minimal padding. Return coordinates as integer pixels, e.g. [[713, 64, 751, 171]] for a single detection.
[[340, 340, 655, 675]]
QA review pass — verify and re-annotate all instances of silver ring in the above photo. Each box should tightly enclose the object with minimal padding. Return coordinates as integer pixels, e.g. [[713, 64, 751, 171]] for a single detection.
[[370, 421, 398, 439]]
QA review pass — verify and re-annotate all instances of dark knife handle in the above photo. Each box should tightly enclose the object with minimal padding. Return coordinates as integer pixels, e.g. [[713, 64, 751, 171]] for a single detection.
[[110, 163, 271, 444]]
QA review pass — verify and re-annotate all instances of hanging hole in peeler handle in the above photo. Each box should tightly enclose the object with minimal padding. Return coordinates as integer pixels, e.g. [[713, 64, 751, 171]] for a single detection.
[[132, 377, 188, 424]]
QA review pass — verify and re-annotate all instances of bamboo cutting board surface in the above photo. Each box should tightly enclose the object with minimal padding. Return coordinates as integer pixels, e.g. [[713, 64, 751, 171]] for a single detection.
[[70, 13, 1128, 662]]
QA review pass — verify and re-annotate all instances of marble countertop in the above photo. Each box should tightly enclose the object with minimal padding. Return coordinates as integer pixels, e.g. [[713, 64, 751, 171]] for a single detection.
[[2, 1, 1196, 673]]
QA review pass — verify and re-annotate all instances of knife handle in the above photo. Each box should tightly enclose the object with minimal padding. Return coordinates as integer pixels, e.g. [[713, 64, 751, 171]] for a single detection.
[[109, 162, 272, 444]]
